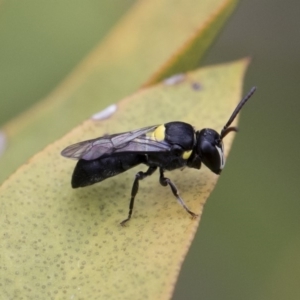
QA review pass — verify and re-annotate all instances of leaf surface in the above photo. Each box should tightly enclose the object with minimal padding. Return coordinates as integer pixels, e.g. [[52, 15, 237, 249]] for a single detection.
[[0, 60, 249, 299]]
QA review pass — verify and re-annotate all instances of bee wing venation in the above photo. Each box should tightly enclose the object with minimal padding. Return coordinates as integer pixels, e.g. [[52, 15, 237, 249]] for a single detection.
[[111, 136, 170, 153], [61, 125, 170, 160], [60, 141, 94, 159]]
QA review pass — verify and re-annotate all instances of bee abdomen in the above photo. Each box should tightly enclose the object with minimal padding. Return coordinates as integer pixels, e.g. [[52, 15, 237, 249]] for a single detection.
[[71, 154, 145, 188]]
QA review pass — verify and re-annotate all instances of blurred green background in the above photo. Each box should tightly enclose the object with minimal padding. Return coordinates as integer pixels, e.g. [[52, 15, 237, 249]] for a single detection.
[[0, 0, 299, 299]]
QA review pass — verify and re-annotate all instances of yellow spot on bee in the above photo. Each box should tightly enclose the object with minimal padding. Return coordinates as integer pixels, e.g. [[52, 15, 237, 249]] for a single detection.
[[182, 150, 192, 160], [151, 125, 166, 141]]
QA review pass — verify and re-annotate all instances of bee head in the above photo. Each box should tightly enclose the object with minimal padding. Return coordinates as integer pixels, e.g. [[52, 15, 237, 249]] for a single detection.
[[195, 87, 257, 174], [196, 129, 226, 174]]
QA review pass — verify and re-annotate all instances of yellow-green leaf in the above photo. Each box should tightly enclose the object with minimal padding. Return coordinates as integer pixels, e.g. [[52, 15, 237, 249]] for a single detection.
[[0, 0, 238, 184], [0, 0, 136, 124], [0, 59, 249, 299]]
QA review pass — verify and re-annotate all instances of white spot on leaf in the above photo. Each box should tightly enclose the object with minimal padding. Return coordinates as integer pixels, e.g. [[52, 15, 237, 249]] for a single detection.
[[163, 73, 186, 85], [91, 104, 117, 121], [0, 131, 6, 157]]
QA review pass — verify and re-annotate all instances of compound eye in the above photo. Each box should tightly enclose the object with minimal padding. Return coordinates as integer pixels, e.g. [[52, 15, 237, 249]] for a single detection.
[[215, 141, 225, 170], [197, 128, 225, 174]]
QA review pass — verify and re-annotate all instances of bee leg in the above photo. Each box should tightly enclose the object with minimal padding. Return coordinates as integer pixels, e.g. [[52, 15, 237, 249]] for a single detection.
[[159, 168, 198, 219], [120, 166, 157, 226]]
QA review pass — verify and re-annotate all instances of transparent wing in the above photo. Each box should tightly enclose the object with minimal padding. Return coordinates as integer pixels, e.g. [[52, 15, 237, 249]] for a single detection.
[[61, 125, 171, 160]]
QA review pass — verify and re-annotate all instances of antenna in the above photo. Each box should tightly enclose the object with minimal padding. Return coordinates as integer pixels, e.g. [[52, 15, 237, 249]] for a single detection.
[[220, 86, 257, 139]]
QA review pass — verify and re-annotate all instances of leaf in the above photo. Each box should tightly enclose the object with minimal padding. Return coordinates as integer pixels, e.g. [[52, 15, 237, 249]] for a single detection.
[[0, 0, 136, 124], [0, 0, 239, 184], [0, 59, 249, 299]]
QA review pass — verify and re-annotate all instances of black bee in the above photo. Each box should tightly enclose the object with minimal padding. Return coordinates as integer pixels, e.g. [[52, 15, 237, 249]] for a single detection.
[[61, 87, 256, 225]]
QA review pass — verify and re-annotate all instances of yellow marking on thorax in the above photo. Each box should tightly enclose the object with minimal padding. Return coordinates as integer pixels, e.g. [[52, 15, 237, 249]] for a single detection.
[[182, 150, 193, 160], [151, 125, 166, 141]]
